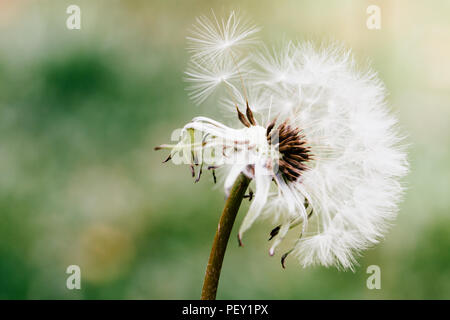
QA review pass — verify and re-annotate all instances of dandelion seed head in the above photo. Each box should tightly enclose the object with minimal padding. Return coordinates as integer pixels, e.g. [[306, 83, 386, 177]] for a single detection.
[[159, 11, 409, 270]]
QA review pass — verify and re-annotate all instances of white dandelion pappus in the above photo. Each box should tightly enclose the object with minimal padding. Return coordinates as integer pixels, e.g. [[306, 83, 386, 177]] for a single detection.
[[187, 10, 261, 61], [252, 41, 299, 86], [159, 12, 409, 270], [185, 55, 249, 105]]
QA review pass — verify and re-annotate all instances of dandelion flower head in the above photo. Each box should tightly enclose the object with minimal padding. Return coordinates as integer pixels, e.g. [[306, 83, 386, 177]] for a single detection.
[[157, 10, 409, 270]]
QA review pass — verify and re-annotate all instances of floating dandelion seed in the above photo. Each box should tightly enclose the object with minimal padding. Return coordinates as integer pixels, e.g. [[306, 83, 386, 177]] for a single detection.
[[155, 11, 408, 299], [187, 10, 260, 61]]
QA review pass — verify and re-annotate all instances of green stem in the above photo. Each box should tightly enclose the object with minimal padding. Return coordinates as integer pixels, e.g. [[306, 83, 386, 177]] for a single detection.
[[201, 173, 251, 300]]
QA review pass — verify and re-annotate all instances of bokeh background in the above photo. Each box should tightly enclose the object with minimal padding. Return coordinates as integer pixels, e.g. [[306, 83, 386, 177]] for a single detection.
[[0, 0, 449, 299]]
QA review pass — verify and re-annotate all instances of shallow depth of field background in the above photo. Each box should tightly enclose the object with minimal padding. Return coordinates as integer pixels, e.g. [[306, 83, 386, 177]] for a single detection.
[[0, 0, 449, 299]]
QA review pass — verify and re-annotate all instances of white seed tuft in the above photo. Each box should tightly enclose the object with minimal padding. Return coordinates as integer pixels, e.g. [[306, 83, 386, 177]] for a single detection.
[[170, 12, 409, 270]]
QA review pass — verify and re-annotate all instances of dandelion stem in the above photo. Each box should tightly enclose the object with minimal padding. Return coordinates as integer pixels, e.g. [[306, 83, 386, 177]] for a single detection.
[[201, 173, 251, 300]]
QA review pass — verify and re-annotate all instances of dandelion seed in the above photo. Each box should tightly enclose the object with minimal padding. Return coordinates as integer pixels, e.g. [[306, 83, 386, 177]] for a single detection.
[[187, 10, 260, 61], [185, 54, 251, 105]]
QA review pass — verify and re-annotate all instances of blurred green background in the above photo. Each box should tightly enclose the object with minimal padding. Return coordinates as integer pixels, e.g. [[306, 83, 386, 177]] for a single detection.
[[0, 0, 449, 299]]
